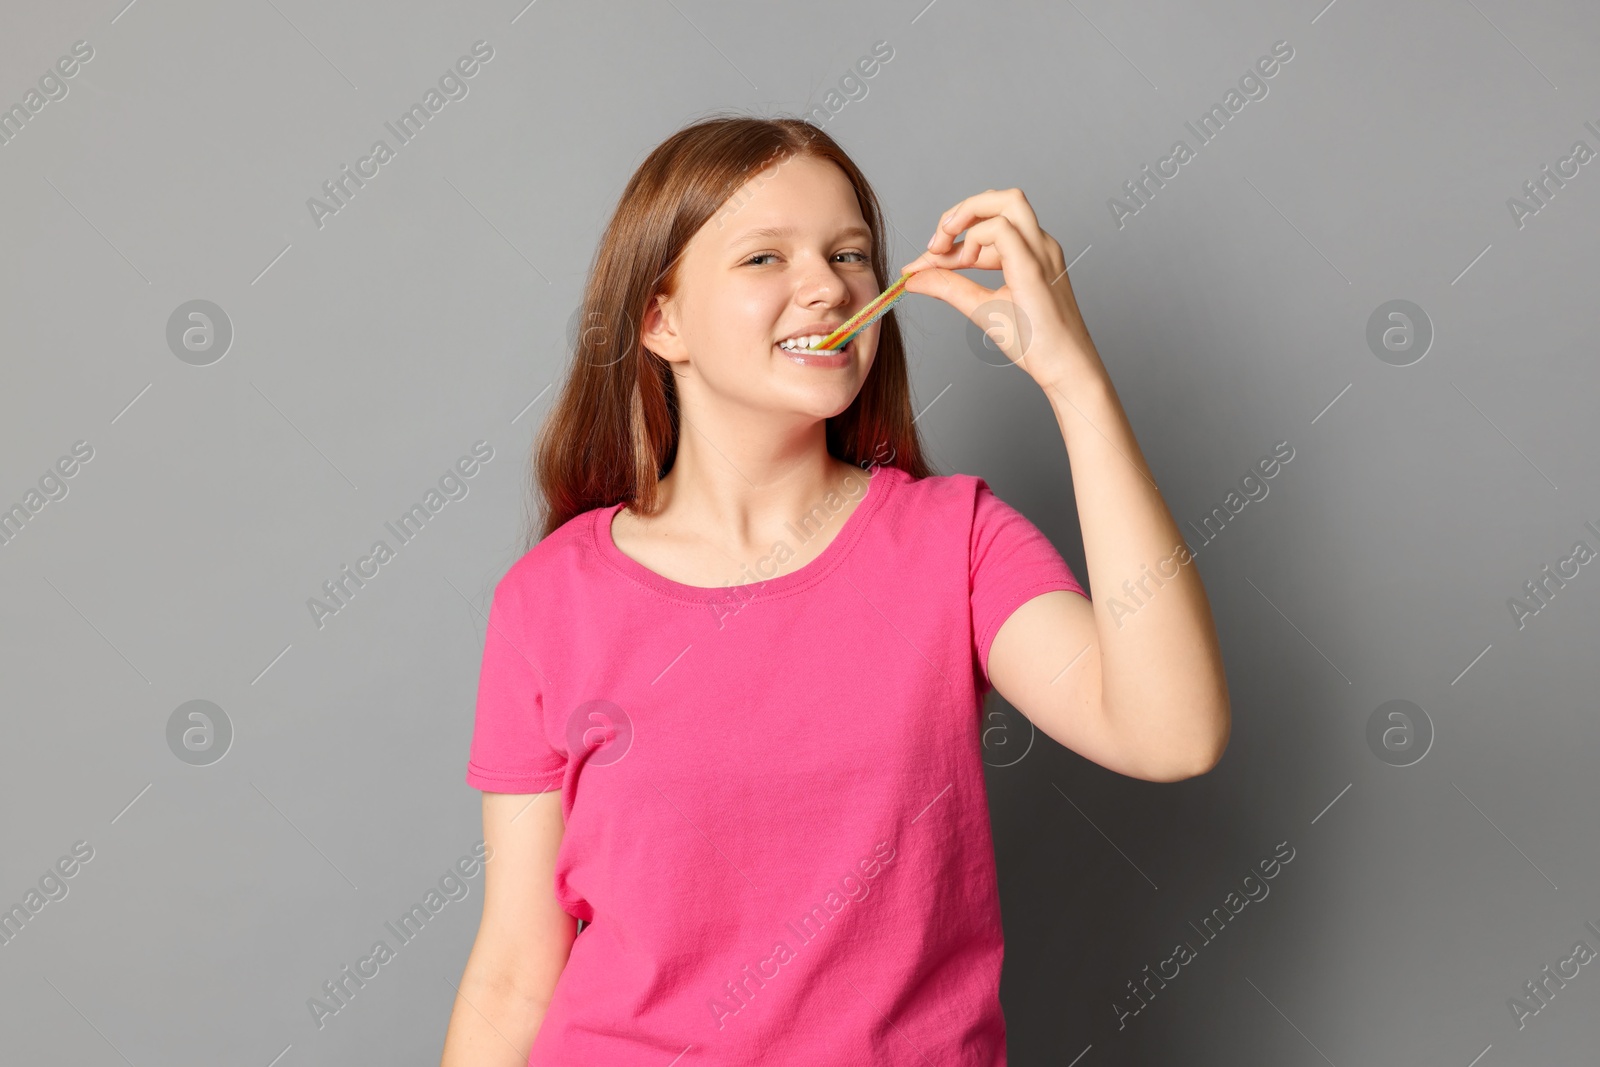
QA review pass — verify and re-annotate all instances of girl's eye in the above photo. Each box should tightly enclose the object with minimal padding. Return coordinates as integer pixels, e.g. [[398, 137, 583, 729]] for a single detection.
[[745, 250, 870, 266]]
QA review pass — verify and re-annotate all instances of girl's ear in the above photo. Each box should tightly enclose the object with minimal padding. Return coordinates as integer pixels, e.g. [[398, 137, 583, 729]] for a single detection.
[[640, 293, 688, 365]]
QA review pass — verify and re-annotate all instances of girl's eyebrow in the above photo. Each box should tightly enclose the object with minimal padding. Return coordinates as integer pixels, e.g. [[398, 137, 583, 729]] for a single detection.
[[731, 224, 872, 244]]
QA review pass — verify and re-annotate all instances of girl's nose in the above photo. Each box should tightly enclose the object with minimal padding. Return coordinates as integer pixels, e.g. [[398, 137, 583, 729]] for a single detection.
[[796, 260, 851, 307]]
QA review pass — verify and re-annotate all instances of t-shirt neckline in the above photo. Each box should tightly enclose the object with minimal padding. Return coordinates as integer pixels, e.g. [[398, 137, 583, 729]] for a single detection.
[[592, 464, 905, 603]]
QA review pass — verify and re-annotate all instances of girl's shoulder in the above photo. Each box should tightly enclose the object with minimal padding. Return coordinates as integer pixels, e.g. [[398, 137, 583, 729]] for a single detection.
[[885, 467, 1060, 551], [875, 464, 995, 517], [494, 498, 613, 592]]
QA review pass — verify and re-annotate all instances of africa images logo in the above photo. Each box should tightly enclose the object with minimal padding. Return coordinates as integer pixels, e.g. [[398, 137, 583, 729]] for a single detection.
[[707, 840, 898, 1030], [1114, 840, 1296, 1029], [706, 441, 896, 630]]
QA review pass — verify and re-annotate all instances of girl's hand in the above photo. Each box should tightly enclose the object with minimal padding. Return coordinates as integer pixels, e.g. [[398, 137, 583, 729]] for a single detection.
[[898, 188, 1100, 391]]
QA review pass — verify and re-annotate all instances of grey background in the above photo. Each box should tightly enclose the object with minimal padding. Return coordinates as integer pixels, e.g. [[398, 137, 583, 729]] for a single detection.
[[2, 0, 1597, 1064]]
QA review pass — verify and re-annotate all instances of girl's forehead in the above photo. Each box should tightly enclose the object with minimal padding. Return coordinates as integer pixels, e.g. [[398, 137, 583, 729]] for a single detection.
[[720, 221, 872, 245], [722, 160, 860, 215]]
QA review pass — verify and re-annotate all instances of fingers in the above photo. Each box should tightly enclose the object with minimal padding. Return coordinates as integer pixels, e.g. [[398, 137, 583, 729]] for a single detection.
[[899, 264, 995, 321], [930, 189, 1034, 248], [928, 188, 1053, 266], [902, 217, 1047, 291], [897, 247, 943, 276], [901, 238, 1001, 275]]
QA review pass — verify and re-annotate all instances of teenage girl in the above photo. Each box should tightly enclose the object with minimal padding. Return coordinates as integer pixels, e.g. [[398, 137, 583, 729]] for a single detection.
[[439, 115, 1228, 1066]]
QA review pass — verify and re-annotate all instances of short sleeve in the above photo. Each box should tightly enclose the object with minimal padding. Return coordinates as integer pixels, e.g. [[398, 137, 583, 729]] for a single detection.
[[969, 478, 1088, 692], [465, 577, 566, 793]]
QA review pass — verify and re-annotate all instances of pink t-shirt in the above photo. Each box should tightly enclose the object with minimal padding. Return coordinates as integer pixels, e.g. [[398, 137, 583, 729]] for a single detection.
[[465, 463, 1087, 1065]]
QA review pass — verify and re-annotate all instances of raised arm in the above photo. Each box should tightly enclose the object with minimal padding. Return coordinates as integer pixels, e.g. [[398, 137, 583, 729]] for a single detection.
[[900, 188, 1230, 782], [983, 367, 1229, 782]]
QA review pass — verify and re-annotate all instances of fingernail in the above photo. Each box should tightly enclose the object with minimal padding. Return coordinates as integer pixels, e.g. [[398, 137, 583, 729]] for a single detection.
[[926, 234, 936, 249]]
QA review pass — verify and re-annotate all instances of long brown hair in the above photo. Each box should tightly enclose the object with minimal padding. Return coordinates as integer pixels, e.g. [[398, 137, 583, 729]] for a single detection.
[[526, 111, 935, 549]]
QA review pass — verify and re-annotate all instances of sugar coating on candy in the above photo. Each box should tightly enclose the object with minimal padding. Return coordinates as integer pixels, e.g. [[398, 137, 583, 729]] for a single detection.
[[818, 272, 913, 349]]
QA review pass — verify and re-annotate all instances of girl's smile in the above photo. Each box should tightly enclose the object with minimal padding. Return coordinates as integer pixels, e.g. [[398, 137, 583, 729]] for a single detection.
[[778, 340, 854, 368]]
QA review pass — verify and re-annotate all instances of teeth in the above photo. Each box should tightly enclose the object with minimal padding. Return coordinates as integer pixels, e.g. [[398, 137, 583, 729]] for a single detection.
[[779, 334, 834, 351]]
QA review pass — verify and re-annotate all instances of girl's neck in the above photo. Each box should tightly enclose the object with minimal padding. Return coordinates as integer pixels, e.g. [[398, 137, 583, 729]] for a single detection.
[[614, 446, 871, 587]]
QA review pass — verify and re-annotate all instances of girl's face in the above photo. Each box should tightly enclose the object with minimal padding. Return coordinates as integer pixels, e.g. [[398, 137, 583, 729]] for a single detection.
[[642, 155, 882, 422]]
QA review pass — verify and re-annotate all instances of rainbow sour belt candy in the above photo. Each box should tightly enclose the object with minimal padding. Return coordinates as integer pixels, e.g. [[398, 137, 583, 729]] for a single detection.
[[814, 272, 913, 351]]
